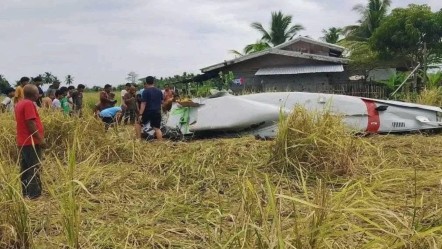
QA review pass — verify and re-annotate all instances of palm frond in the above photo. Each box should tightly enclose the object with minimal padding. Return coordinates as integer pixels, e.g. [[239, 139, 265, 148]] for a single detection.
[[251, 22, 271, 41]]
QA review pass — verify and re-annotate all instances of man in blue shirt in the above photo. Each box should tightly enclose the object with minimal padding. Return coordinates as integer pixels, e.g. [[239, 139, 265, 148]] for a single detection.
[[137, 76, 163, 140], [99, 106, 122, 130]]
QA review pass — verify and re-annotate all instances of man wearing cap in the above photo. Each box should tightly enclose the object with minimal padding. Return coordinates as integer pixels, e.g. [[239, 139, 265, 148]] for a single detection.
[[14, 77, 30, 104], [137, 76, 163, 140], [1, 87, 16, 112]]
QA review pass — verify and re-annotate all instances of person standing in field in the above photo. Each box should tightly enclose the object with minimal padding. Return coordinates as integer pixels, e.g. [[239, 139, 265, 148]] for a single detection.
[[1, 87, 16, 112], [14, 77, 30, 104], [15, 84, 45, 199], [51, 90, 63, 110], [67, 86, 75, 110], [41, 91, 54, 109], [59, 87, 71, 115], [33, 76, 44, 107], [71, 84, 85, 117], [99, 84, 116, 110], [123, 86, 138, 125], [121, 83, 131, 107], [136, 76, 163, 140], [46, 80, 60, 99]]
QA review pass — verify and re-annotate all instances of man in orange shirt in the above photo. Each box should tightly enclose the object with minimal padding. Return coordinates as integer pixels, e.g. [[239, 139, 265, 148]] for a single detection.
[[15, 84, 45, 199], [14, 76, 30, 104]]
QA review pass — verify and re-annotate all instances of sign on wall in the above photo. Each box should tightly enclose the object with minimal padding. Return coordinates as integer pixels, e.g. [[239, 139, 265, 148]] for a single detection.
[[232, 77, 245, 85]]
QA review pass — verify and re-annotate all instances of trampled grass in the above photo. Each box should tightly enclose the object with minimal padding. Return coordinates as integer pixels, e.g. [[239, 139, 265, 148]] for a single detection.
[[0, 93, 441, 248]]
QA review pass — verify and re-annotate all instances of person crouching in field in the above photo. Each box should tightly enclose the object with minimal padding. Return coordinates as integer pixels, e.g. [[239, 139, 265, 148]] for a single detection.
[[123, 86, 138, 125], [15, 84, 45, 199], [99, 106, 123, 130], [1, 87, 16, 113]]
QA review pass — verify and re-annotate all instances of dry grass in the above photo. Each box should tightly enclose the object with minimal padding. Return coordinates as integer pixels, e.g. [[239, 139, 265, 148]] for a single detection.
[[0, 93, 441, 248]]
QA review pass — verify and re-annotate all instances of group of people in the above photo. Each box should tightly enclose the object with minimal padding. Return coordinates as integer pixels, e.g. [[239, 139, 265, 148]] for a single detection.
[[93, 76, 176, 140], [1, 76, 86, 116], [2, 75, 174, 199]]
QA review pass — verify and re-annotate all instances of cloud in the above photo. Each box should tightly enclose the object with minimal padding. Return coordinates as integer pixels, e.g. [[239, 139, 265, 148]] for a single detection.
[[0, 0, 441, 86]]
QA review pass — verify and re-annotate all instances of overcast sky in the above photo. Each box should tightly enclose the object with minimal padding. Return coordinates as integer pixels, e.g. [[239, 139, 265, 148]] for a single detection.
[[1, 0, 441, 86]]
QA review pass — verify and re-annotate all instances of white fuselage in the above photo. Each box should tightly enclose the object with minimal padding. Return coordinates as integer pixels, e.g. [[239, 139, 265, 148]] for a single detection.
[[164, 92, 442, 138]]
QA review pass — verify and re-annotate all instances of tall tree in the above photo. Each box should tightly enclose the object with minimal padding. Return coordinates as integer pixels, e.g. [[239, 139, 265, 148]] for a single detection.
[[371, 5, 442, 88], [126, 71, 138, 84], [230, 11, 304, 56], [65, 75, 74, 85], [344, 0, 391, 41], [44, 72, 54, 84], [371, 5, 442, 68], [0, 74, 11, 93], [321, 27, 343, 44], [251, 11, 304, 47]]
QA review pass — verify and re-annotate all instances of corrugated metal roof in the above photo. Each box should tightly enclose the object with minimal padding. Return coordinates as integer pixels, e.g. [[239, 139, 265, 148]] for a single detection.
[[255, 64, 344, 76]]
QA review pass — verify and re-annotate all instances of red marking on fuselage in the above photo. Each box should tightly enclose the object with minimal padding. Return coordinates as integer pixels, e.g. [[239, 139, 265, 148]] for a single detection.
[[362, 100, 380, 133]]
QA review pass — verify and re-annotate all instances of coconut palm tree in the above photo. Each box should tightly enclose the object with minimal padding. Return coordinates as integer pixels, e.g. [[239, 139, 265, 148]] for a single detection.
[[230, 11, 304, 56], [65, 75, 74, 85], [230, 40, 271, 56], [344, 0, 391, 40], [321, 27, 343, 44], [44, 72, 54, 84], [251, 11, 304, 47]]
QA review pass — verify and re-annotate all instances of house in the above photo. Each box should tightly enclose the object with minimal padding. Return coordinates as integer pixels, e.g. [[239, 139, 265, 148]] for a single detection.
[[200, 36, 350, 92]]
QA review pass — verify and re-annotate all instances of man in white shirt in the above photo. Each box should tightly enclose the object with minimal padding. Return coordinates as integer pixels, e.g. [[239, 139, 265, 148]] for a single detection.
[[121, 83, 131, 107], [1, 87, 16, 112]]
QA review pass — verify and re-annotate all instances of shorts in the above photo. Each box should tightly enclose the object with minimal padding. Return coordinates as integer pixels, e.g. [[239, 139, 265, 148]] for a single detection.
[[124, 109, 136, 124], [142, 110, 161, 129], [101, 116, 114, 124]]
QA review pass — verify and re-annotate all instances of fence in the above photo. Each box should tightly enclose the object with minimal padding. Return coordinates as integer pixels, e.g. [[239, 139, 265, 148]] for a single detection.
[[326, 80, 389, 99]]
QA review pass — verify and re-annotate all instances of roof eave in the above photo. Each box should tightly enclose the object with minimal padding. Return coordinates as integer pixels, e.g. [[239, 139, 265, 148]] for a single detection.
[[201, 50, 271, 73], [274, 36, 346, 52]]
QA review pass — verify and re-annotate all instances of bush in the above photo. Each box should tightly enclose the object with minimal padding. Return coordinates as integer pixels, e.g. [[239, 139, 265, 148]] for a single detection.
[[274, 106, 367, 179]]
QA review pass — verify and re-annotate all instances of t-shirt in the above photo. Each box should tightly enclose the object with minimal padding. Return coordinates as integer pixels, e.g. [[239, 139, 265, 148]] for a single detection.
[[121, 89, 127, 106], [99, 107, 122, 118], [124, 92, 137, 111], [71, 90, 83, 109], [36, 86, 44, 107], [61, 97, 70, 114], [14, 85, 24, 104], [15, 99, 44, 146], [52, 99, 61, 109], [1, 96, 14, 112], [142, 87, 163, 112]]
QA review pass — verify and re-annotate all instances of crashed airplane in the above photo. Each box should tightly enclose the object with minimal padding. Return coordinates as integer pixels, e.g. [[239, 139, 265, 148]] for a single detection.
[[141, 92, 442, 140]]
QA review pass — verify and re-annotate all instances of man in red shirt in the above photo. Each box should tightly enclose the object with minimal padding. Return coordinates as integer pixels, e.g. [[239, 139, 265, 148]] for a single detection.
[[15, 84, 45, 199]]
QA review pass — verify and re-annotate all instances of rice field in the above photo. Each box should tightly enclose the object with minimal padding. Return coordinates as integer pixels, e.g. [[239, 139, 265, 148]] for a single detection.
[[0, 92, 441, 248]]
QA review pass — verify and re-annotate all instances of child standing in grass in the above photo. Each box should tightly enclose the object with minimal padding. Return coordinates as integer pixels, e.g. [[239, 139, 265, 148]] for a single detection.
[[15, 84, 45, 199], [59, 87, 71, 115]]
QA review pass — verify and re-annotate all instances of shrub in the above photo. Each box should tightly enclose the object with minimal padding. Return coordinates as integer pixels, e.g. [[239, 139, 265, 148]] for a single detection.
[[274, 106, 367, 179]]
